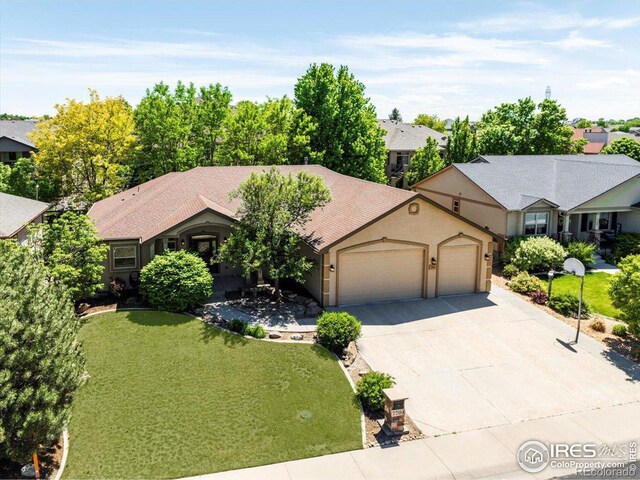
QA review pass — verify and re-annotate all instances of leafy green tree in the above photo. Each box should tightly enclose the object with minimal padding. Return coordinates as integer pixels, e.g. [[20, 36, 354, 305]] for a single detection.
[[0, 240, 85, 462], [571, 137, 589, 154], [414, 114, 447, 133], [445, 116, 477, 164], [0, 163, 10, 192], [31, 212, 108, 302], [215, 97, 309, 165], [476, 98, 574, 155], [29, 90, 137, 205], [133, 82, 232, 182], [609, 255, 640, 335], [140, 250, 213, 312], [388, 108, 402, 121], [575, 118, 592, 128], [596, 118, 607, 128], [218, 168, 331, 297], [602, 138, 640, 162], [406, 138, 445, 184], [2, 159, 59, 202], [293, 63, 387, 183]]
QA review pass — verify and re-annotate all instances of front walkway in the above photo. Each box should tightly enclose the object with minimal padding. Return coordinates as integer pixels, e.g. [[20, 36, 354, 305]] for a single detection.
[[591, 253, 620, 274]]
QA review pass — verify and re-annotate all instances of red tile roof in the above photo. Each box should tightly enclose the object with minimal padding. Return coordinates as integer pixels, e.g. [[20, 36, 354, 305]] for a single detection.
[[583, 142, 605, 154], [88, 165, 417, 251]]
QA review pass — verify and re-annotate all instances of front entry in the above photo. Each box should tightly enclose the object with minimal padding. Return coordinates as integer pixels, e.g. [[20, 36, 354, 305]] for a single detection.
[[189, 235, 219, 273]]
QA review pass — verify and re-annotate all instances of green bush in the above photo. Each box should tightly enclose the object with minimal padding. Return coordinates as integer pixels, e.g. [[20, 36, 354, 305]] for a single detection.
[[355, 371, 395, 412], [503, 236, 525, 265], [548, 293, 591, 318], [227, 318, 245, 333], [509, 272, 545, 294], [566, 241, 596, 267], [139, 250, 213, 312], [511, 237, 566, 272], [245, 324, 267, 339], [612, 323, 627, 337], [502, 264, 520, 280], [316, 312, 362, 353], [611, 234, 640, 264], [608, 254, 640, 335]]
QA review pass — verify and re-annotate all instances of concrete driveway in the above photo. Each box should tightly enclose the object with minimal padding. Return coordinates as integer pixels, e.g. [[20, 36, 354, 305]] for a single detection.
[[343, 287, 640, 437]]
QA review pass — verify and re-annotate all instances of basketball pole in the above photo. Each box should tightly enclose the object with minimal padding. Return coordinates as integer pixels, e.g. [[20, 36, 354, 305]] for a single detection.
[[574, 275, 585, 344]]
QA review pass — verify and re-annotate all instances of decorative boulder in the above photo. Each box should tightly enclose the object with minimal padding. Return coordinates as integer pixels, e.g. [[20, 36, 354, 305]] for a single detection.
[[305, 305, 322, 317], [342, 341, 358, 366]]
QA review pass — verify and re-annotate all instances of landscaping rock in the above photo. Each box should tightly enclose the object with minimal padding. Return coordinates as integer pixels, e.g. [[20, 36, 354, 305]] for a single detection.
[[305, 305, 322, 316], [77, 302, 90, 314], [194, 307, 204, 316], [294, 295, 307, 305], [269, 331, 282, 339], [343, 341, 358, 366], [287, 293, 297, 301], [291, 333, 304, 341], [20, 464, 35, 478]]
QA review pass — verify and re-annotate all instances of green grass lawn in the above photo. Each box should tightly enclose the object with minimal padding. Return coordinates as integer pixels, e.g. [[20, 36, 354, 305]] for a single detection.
[[542, 272, 621, 318], [64, 311, 362, 479]]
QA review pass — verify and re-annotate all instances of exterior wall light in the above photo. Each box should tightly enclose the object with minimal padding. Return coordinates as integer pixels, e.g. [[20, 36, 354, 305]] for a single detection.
[[430, 257, 437, 267], [484, 253, 492, 261], [329, 264, 335, 272], [180, 239, 185, 248]]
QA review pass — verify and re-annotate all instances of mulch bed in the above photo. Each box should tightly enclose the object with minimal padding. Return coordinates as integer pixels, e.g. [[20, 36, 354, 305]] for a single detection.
[[343, 353, 424, 447], [492, 273, 640, 364], [79, 294, 147, 316], [0, 437, 63, 479]]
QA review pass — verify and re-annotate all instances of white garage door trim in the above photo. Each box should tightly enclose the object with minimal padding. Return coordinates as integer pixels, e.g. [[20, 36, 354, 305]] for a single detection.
[[336, 239, 427, 306], [436, 234, 481, 297]]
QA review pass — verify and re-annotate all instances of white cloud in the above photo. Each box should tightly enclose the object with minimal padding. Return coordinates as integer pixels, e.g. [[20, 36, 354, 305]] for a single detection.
[[548, 31, 612, 50]]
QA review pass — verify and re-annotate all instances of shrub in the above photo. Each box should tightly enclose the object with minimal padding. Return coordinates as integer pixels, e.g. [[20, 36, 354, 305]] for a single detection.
[[611, 233, 640, 264], [502, 236, 525, 265], [590, 319, 606, 332], [511, 237, 566, 273], [0, 241, 85, 462], [509, 272, 545, 294], [548, 293, 591, 318], [355, 371, 395, 412], [566, 241, 596, 267], [227, 318, 246, 334], [502, 264, 520, 280], [316, 312, 362, 353], [139, 250, 213, 312], [608, 254, 640, 335], [245, 324, 267, 339], [612, 324, 627, 337], [530, 290, 548, 305], [109, 276, 126, 298]]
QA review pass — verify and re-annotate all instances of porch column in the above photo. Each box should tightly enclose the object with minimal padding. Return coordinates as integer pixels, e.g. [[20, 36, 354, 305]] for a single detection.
[[593, 212, 601, 245], [562, 213, 572, 244]]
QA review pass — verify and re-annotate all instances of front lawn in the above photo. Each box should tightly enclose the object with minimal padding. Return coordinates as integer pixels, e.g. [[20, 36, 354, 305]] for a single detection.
[[542, 272, 621, 318], [64, 311, 361, 479]]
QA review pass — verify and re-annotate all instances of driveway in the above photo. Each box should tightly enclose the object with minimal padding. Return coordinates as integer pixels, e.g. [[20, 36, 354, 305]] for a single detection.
[[343, 286, 640, 437]]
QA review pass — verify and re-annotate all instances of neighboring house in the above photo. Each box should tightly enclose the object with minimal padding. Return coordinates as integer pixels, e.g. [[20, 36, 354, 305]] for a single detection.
[[414, 155, 640, 248], [88, 165, 498, 306], [0, 120, 37, 165], [0, 192, 50, 244], [571, 126, 640, 153], [378, 119, 447, 186]]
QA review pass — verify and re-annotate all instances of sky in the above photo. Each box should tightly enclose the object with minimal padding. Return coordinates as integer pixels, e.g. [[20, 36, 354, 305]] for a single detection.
[[1, 0, 639, 121]]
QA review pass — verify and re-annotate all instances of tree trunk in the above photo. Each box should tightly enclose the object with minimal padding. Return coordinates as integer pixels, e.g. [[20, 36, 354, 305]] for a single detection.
[[274, 277, 281, 301]]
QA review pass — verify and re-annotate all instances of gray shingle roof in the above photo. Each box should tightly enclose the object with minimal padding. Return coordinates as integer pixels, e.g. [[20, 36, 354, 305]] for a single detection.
[[455, 155, 640, 211], [0, 192, 49, 237], [377, 120, 447, 151], [0, 120, 37, 148]]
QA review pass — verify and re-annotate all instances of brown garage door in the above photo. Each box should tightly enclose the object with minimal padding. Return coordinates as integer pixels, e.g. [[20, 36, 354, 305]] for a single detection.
[[438, 244, 478, 296], [338, 248, 424, 305]]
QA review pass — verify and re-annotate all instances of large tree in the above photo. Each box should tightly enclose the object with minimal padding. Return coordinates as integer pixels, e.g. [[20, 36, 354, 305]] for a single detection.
[[31, 212, 108, 302], [1, 158, 60, 202], [293, 63, 387, 183], [475, 98, 575, 155], [602, 138, 640, 162], [406, 138, 445, 185], [215, 97, 310, 166], [0, 241, 85, 462], [609, 255, 640, 335], [445, 116, 477, 164], [414, 114, 447, 133], [388, 108, 402, 121], [29, 90, 137, 205], [217, 168, 331, 297], [133, 82, 232, 182]]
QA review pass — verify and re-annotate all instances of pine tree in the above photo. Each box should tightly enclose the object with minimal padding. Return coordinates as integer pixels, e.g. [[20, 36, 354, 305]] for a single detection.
[[0, 241, 85, 462]]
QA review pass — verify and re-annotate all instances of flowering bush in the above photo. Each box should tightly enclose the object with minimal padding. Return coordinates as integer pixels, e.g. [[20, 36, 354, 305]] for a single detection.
[[511, 237, 566, 273]]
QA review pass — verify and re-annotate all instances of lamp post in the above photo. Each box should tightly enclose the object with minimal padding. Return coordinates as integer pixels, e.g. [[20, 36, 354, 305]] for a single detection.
[[547, 270, 554, 298]]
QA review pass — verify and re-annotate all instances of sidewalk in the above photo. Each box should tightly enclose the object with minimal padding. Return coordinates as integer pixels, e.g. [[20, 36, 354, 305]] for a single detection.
[[184, 401, 640, 480]]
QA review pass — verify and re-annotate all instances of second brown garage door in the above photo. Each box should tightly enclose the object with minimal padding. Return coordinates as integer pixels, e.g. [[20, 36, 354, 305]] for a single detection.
[[438, 244, 478, 296], [338, 248, 425, 305]]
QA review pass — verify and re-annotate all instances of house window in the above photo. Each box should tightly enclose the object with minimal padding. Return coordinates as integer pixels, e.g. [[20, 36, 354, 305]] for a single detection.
[[163, 238, 178, 252], [524, 212, 549, 235], [112, 245, 137, 270], [396, 152, 410, 167], [452, 199, 460, 213]]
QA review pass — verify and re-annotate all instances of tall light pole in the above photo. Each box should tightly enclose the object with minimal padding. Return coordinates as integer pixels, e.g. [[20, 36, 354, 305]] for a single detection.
[[564, 258, 586, 344]]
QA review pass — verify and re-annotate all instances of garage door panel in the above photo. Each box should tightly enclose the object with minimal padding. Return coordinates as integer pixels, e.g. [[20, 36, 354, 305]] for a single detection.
[[438, 244, 478, 296], [339, 248, 424, 305]]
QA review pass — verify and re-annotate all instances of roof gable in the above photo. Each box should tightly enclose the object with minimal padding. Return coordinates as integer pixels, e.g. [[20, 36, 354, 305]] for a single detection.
[[0, 120, 37, 149], [377, 119, 448, 151], [0, 192, 49, 237]]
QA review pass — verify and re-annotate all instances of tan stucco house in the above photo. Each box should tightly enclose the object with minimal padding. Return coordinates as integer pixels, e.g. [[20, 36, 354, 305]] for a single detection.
[[414, 154, 640, 249], [0, 192, 49, 244], [88, 165, 497, 307]]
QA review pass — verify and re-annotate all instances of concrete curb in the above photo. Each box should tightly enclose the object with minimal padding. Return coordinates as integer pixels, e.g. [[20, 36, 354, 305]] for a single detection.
[[53, 429, 69, 480]]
